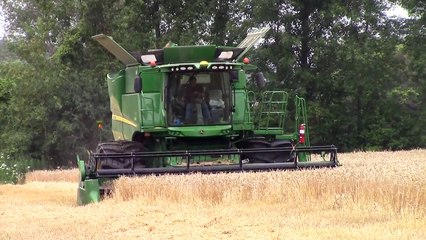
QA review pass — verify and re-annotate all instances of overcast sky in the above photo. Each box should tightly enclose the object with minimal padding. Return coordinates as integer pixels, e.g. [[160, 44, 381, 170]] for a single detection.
[[385, 5, 410, 18], [0, 5, 410, 39]]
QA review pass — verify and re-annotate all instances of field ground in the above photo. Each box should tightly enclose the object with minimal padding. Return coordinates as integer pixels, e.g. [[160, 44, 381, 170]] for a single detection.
[[0, 150, 425, 239]]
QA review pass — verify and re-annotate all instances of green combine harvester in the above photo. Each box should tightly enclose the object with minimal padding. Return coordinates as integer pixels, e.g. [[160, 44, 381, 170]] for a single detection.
[[77, 28, 339, 205]]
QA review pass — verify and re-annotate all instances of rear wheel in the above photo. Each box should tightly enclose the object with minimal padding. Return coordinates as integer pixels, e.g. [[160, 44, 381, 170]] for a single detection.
[[96, 141, 147, 169]]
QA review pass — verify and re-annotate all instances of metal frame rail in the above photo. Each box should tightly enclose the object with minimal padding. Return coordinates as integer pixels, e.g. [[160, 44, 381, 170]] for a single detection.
[[88, 145, 339, 178]]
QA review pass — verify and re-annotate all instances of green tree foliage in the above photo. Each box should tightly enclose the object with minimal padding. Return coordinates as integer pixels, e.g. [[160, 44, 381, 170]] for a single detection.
[[0, 0, 113, 167], [397, 0, 426, 147], [247, 0, 425, 150], [0, 0, 424, 169]]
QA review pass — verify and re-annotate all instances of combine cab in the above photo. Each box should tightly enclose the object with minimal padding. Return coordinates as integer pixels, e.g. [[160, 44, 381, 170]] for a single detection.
[[77, 28, 339, 205]]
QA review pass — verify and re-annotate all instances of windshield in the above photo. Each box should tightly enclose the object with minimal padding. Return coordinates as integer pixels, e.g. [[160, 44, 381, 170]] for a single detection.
[[167, 71, 232, 126]]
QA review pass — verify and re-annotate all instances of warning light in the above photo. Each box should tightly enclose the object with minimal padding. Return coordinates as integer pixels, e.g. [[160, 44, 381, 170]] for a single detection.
[[200, 61, 209, 68], [243, 58, 250, 64], [150, 61, 157, 67], [96, 120, 103, 129]]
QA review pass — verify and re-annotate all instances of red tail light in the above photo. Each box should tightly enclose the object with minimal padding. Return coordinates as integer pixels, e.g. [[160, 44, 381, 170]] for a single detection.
[[299, 124, 305, 144]]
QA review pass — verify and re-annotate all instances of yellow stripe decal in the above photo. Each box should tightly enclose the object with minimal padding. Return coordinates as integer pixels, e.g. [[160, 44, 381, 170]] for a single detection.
[[112, 114, 138, 128]]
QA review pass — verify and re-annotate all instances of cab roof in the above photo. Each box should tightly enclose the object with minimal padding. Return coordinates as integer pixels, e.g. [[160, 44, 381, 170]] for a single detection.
[[132, 46, 245, 65]]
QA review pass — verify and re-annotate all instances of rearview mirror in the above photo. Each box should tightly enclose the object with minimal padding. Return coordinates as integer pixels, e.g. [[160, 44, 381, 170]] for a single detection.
[[229, 71, 239, 83], [134, 75, 142, 93]]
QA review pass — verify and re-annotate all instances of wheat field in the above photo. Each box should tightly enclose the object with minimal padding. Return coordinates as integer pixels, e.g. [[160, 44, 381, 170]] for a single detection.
[[0, 150, 425, 239]]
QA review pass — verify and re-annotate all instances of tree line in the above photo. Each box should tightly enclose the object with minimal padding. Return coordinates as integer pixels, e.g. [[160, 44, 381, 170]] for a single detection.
[[0, 0, 424, 168]]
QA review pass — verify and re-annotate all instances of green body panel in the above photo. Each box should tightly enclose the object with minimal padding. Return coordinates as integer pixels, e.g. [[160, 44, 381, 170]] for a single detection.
[[107, 70, 125, 113], [124, 67, 138, 93], [107, 71, 126, 139], [168, 125, 232, 137], [140, 71, 163, 93], [253, 128, 284, 135], [275, 133, 298, 141], [142, 93, 164, 128], [231, 71, 249, 127], [233, 69, 247, 89], [164, 45, 217, 63], [77, 156, 100, 205], [77, 179, 100, 205], [232, 90, 247, 124], [121, 94, 141, 139], [77, 156, 86, 181]]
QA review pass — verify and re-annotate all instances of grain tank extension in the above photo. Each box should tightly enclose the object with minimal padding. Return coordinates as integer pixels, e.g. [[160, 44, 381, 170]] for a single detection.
[[77, 28, 339, 205]]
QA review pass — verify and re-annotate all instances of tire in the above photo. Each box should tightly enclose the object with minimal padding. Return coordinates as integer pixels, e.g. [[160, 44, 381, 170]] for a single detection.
[[96, 141, 147, 169], [270, 140, 295, 162]]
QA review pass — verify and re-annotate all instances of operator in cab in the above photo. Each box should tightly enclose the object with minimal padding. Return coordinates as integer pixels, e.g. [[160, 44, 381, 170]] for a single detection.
[[184, 75, 211, 124]]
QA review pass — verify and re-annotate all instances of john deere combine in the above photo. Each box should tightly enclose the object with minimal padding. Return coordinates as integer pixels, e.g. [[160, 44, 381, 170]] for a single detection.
[[77, 28, 339, 205]]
